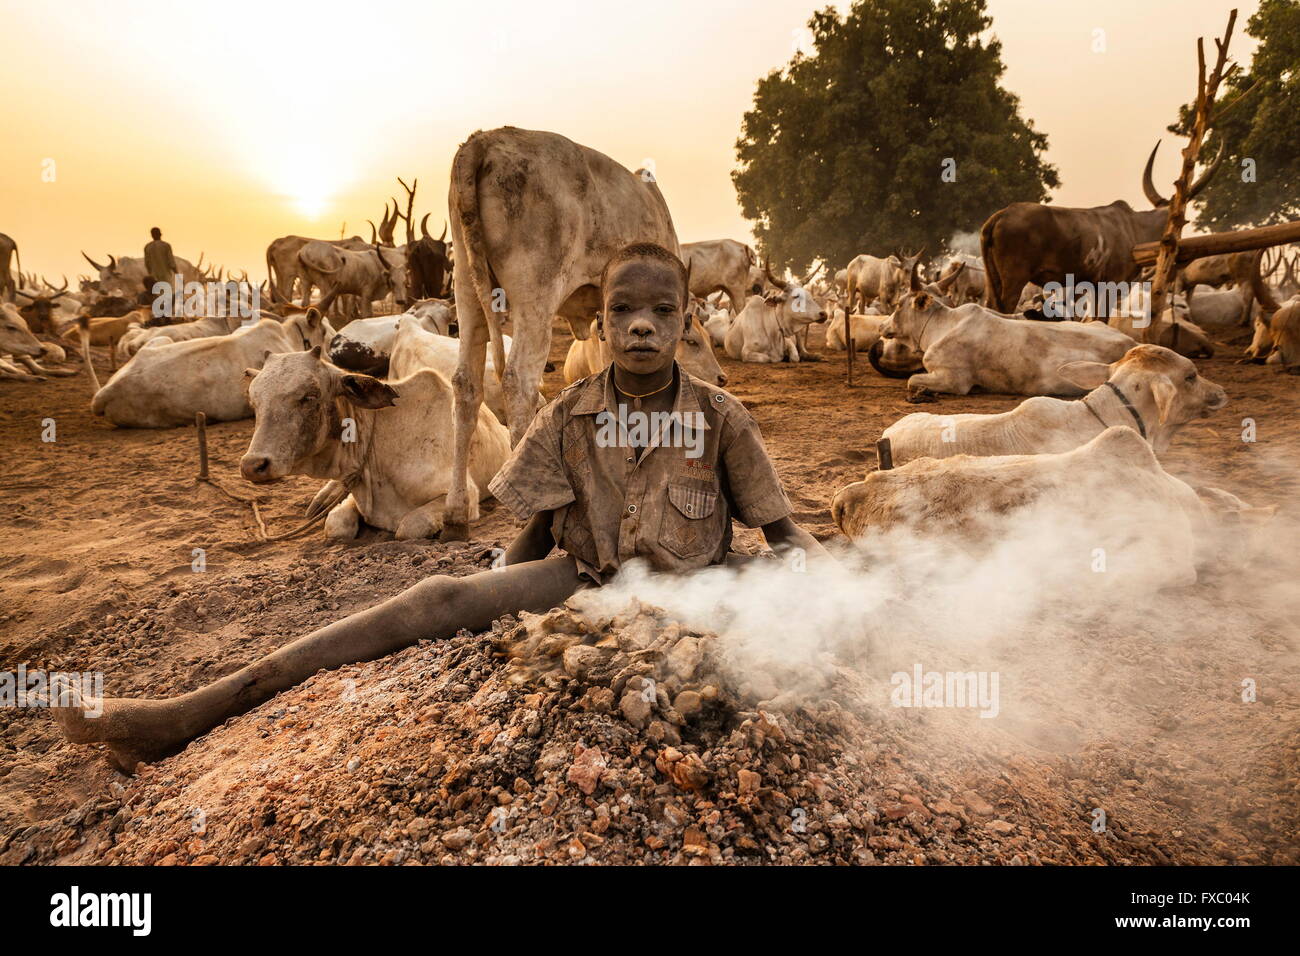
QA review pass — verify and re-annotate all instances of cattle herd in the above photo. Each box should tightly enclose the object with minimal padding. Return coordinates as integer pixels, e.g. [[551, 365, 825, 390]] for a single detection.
[[2, 125, 1298, 568]]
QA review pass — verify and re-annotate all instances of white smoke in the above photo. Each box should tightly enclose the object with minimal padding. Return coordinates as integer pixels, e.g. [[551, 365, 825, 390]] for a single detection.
[[947, 230, 982, 258]]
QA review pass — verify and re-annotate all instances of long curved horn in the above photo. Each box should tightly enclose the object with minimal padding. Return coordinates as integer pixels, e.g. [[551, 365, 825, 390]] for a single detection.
[[910, 260, 923, 292], [368, 220, 378, 244], [1187, 139, 1226, 199], [763, 260, 788, 291], [439, 221, 447, 242], [81, 251, 106, 271], [936, 260, 965, 292], [420, 213, 431, 240], [196, 251, 205, 270], [800, 261, 824, 286], [106, 254, 117, 272], [1142, 141, 1169, 207], [1250, 248, 1280, 314]]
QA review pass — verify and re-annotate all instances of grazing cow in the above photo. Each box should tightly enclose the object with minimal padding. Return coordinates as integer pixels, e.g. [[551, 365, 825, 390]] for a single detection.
[[562, 315, 726, 386], [881, 344, 1226, 464], [240, 351, 511, 540], [265, 235, 372, 304], [444, 126, 679, 538], [297, 242, 408, 317], [877, 275, 1136, 400], [326, 299, 456, 377], [680, 239, 762, 311], [87, 310, 332, 427], [1248, 258, 1300, 371], [981, 140, 1224, 313], [845, 251, 923, 312], [832, 427, 1268, 588]]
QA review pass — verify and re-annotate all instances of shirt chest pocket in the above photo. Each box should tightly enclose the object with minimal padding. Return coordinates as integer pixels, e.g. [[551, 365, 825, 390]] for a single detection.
[[660, 479, 724, 559]]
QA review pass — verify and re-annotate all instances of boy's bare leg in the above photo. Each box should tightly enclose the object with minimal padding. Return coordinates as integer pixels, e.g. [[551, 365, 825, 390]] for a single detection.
[[53, 556, 583, 771]]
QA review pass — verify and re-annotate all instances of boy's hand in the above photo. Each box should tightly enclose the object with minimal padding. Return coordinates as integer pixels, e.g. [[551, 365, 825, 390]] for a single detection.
[[760, 516, 835, 566]]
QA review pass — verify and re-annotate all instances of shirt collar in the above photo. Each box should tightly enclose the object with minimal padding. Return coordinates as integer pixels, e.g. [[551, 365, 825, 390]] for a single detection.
[[571, 362, 710, 431]]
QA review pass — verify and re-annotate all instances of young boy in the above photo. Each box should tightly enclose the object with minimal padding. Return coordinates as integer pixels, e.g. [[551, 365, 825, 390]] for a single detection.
[[54, 243, 829, 771]]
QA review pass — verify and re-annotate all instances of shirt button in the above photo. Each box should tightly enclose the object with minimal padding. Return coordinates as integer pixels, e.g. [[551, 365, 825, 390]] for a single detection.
[[627, 504, 637, 515]]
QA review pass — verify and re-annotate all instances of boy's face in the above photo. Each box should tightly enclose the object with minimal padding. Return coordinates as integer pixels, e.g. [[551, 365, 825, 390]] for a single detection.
[[601, 259, 688, 377]]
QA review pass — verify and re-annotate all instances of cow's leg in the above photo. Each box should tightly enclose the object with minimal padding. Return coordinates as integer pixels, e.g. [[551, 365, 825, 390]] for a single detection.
[[395, 486, 480, 540], [52, 556, 584, 771], [906, 367, 972, 401], [324, 496, 361, 540], [500, 292, 554, 445], [444, 275, 491, 541]]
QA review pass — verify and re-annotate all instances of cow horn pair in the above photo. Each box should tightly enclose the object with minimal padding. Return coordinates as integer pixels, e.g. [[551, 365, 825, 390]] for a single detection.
[[81, 251, 118, 273], [1142, 139, 1226, 207], [763, 259, 787, 292]]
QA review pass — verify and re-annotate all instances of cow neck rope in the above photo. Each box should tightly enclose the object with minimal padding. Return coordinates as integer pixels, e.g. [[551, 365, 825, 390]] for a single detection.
[[1082, 382, 1147, 440]]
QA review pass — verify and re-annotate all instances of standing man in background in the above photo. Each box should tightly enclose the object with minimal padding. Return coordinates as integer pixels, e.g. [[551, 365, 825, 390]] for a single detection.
[[144, 227, 179, 320]]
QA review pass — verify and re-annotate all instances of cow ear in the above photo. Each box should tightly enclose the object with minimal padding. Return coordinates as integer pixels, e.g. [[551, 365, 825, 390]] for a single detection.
[[913, 292, 931, 310], [310, 345, 322, 359], [243, 367, 259, 380], [340, 373, 398, 409], [1151, 377, 1178, 424], [305, 307, 322, 328], [1057, 360, 1110, 390]]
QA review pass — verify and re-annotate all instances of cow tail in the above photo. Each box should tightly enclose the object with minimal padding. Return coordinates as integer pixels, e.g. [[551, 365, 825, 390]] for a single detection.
[[980, 212, 1003, 310], [11, 241, 21, 298], [450, 133, 507, 385]]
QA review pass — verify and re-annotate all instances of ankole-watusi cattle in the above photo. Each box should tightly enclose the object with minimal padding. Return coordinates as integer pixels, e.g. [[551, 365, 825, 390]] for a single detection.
[[681, 239, 763, 311], [86, 310, 333, 427], [240, 351, 510, 541], [881, 344, 1226, 464], [265, 234, 372, 304], [980, 140, 1225, 313], [875, 274, 1136, 399], [832, 427, 1270, 588], [443, 126, 679, 538], [562, 315, 726, 386], [297, 242, 408, 317]]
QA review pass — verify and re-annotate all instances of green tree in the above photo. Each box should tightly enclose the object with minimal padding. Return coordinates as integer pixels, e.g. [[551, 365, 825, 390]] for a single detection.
[[732, 0, 1058, 274], [1173, 0, 1300, 229]]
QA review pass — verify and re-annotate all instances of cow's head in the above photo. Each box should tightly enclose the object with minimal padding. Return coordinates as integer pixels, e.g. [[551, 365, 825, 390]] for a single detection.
[[281, 307, 335, 353], [14, 277, 74, 335], [240, 349, 397, 483], [678, 307, 726, 387], [375, 246, 410, 308], [0, 303, 44, 357], [80, 252, 124, 288], [882, 283, 946, 351], [1058, 344, 1227, 452], [762, 261, 829, 331]]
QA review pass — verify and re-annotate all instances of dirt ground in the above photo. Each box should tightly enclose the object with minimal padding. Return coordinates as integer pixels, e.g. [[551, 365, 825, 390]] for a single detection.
[[1, 320, 1297, 865]]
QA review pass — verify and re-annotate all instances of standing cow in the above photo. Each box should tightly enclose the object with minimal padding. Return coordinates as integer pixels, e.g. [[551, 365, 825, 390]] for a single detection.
[[680, 239, 763, 312], [443, 126, 679, 539]]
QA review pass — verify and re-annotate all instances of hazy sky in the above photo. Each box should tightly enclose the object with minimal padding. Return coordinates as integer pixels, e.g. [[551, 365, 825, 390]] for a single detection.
[[1, 0, 1257, 281]]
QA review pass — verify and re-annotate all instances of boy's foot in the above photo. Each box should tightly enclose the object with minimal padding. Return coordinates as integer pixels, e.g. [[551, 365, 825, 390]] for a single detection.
[[51, 685, 187, 774]]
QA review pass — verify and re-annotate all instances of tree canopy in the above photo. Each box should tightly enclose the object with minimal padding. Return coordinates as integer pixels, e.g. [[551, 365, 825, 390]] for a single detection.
[[1173, 0, 1300, 230], [732, 0, 1058, 273]]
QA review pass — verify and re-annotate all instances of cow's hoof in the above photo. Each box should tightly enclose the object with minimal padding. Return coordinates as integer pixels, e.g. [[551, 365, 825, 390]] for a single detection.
[[906, 391, 938, 404], [440, 521, 470, 542]]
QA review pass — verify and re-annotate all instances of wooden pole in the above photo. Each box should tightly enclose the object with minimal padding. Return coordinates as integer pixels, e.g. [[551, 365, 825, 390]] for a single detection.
[[1133, 219, 1300, 267], [195, 412, 209, 480], [876, 437, 893, 470], [1146, 9, 1238, 340], [845, 312, 855, 386]]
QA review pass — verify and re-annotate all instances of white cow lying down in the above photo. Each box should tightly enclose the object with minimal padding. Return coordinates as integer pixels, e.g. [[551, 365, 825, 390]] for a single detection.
[[881, 288, 1136, 400], [88, 311, 332, 428], [881, 344, 1227, 464], [832, 427, 1270, 591], [240, 350, 510, 540], [325, 299, 456, 376], [389, 315, 521, 423]]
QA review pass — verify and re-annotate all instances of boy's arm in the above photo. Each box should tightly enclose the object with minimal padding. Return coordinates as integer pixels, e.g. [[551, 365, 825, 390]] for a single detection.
[[760, 516, 834, 565], [503, 510, 557, 565]]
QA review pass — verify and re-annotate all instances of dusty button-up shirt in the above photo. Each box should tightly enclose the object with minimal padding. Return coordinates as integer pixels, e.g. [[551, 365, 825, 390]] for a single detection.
[[144, 239, 178, 284], [489, 362, 792, 583]]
